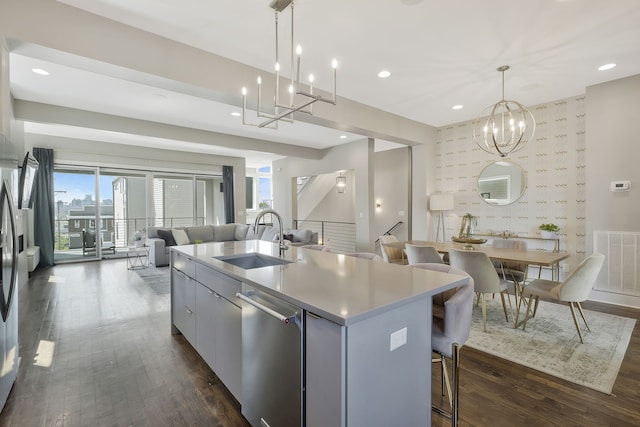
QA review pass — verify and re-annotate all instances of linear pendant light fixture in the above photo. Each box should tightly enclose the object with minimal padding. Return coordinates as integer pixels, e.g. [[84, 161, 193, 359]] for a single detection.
[[472, 65, 535, 157], [241, 0, 338, 129]]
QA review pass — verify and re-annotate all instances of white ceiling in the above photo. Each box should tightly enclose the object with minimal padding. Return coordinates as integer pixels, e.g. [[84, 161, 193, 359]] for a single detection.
[[9, 0, 640, 167]]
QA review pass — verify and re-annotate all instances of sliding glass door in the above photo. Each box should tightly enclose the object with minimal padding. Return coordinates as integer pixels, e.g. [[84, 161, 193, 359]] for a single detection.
[[54, 167, 223, 263], [54, 168, 101, 263], [101, 170, 147, 258]]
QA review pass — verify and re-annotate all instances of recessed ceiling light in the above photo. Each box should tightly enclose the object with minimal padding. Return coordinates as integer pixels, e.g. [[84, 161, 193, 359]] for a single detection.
[[452, 104, 463, 110], [598, 63, 616, 71], [339, 135, 347, 139], [231, 112, 241, 117], [31, 68, 49, 76], [378, 70, 391, 78]]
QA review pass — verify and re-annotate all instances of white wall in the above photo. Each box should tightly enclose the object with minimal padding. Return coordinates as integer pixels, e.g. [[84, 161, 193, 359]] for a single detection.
[[301, 170, 355, 223], [585, 74, 640, 307], [373, 147, 410, 241], [434, 96, 585, 272], [274, 139, 375, 251]]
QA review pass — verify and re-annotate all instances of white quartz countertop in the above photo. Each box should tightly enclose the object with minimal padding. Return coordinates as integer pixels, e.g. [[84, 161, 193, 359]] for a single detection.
[[172, 240, 467, 326]]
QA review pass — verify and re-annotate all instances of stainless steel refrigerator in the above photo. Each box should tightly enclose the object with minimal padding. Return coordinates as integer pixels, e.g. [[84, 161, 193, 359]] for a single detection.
[[0, 133, 19, 411]]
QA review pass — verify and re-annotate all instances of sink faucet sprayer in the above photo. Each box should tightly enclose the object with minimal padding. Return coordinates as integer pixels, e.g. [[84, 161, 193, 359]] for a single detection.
[[253, 209, 289, 257]]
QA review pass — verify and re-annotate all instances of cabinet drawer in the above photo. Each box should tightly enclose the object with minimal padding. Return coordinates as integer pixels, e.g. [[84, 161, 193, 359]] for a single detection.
[[196, 264, 241, 304], [172, 251, 196, 278]]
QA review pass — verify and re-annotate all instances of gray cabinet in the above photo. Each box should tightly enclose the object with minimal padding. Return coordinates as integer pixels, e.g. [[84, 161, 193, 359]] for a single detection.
[[194, 281, 242, 401], [195, 283, 217, 368], [171, 253, 243, 403], [171, 268, 196, 344], [305, 296, 433, 427], [213, 292, 242, 401]]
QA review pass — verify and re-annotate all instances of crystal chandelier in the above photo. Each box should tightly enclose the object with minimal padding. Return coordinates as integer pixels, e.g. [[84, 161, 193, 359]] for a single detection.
[[241, 0, 337, 129], [472, 66, 535, 157]]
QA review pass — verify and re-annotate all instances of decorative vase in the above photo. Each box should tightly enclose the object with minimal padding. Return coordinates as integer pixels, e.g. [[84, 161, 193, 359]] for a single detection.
[[540, 230, 557, 239], [135, 240, 144, 247]]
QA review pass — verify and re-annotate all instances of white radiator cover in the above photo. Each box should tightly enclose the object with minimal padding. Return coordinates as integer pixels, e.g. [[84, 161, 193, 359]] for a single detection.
[[593, 230, 640, 297]]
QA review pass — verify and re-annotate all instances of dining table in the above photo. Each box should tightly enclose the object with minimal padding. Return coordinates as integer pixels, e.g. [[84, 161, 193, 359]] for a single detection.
[[382, 240, 569, 276], [383, 240, 571, 328]]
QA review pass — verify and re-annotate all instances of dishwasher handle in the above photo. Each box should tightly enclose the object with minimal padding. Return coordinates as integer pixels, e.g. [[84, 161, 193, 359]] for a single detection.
[[236, 292, 296, 324]]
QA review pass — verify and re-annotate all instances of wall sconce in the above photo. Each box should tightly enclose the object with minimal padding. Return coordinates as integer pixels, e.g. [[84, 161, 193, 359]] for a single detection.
[[336, 172, 346, 193]]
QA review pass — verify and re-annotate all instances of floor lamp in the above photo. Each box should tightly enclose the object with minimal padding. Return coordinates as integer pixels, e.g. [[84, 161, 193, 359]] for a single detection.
[[430, 194, 454, 243]]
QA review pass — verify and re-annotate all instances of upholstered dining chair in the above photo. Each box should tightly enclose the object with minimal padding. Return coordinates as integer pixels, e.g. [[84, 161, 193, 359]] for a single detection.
[[344, 252, 383, 262], [521, 253, 605, 343], [301, 244, 331, 252], [378, 235, 404, 264], [405, 244, 443, 265], [448, 248, 513, 331], [410, 262, 474, 427]]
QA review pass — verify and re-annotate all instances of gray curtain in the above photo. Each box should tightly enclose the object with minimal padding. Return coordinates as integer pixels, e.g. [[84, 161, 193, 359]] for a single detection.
[[223, 165, 235, 224], [32, 148, 55, 266]]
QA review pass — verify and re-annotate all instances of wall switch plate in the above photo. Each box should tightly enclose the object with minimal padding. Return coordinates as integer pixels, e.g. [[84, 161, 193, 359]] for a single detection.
[[390, 327, 407, 352], [398, 211, 405, 216]]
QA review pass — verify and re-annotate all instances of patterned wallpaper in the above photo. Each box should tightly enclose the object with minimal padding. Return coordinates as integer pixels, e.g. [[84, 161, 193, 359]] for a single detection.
[[434, 95, 586, 270]]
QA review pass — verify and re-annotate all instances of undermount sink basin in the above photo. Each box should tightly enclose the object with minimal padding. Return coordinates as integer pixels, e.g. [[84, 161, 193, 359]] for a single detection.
[[214, 252, 294, 270]]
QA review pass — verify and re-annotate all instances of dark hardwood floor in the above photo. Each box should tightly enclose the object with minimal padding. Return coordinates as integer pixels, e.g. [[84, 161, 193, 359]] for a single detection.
[[1, 260, 638, 426]]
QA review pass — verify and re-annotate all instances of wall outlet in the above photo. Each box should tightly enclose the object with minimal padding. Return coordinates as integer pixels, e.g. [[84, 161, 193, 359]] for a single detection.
[[562, 263, 570, 273], [390, 327, 407, 352], [398, 211, 405, 216]]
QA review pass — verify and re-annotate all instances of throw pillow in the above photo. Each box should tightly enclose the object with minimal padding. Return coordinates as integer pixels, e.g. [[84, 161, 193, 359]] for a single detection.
[[157, 229, 177, 247], [283, 233, 294, 242], [172, 228, 190, 246], [261, 226, 280, 242]]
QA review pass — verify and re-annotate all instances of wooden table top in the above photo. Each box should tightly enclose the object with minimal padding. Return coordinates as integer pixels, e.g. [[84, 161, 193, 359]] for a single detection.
[[383, 240, 569, 266]]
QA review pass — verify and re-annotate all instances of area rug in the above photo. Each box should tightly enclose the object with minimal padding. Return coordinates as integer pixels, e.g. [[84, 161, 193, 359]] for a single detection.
[[134, 266, 170, 295], [466, 297, 636, 394]]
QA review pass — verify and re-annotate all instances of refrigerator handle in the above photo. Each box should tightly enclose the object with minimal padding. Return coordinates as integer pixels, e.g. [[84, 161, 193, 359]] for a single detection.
[[236, 292, 296, 324], [0, 180, 18, 322]]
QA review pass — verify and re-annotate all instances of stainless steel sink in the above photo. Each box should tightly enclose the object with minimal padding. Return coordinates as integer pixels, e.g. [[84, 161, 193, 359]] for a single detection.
[[214, 253, 294, 269]]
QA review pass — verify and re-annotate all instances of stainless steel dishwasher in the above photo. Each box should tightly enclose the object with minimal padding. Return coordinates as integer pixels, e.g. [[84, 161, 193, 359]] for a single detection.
[[236, 283, 304, 427]]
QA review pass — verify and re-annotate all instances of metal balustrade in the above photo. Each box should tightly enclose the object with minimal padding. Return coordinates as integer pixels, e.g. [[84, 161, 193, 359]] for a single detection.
[[293, 220, 356, 253]]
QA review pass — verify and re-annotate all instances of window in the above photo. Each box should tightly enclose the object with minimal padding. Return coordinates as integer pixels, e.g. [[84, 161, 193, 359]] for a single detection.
[[247, 166, 272, 211]]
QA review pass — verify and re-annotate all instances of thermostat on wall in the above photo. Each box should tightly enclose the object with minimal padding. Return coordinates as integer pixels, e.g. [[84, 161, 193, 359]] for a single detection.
[[610, 180, 631, 192]]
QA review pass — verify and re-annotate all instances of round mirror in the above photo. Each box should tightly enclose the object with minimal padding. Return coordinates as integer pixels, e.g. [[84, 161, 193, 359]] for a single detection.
[[477, 161, 527, 206]]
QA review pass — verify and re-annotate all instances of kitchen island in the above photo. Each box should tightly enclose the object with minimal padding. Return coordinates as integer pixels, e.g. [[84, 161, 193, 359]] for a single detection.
[[170, 240, 467, 427]]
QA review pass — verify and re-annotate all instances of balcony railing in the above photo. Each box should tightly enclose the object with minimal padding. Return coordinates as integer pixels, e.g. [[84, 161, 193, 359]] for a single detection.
[[293, 219, 356, 253]]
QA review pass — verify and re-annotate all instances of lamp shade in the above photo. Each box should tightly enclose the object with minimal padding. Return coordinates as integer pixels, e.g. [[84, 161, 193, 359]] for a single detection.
[[430, 194, 454, 211]]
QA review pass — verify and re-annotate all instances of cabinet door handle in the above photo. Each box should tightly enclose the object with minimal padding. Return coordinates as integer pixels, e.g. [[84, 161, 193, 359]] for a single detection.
[[185, 307, 193, 315], [236, 293, 295, 324], [207, 289, 214, 294]]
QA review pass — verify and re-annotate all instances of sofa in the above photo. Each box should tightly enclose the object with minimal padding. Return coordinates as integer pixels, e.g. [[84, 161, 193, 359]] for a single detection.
[[146, 223, 318, 267]]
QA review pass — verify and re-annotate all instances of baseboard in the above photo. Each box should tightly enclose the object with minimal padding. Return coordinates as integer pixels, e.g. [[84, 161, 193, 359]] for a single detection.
[[589, 289, 640, 310]]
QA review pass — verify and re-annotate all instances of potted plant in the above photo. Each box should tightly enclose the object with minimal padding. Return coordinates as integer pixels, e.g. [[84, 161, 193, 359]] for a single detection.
[[458, 213, 478, 238], [539, 223, 560, 238]]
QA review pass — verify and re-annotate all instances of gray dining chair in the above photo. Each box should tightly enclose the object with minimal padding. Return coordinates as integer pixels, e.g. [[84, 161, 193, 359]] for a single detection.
[[378, 235, 404, 264], [405, 244, 443, 265], [448, 248, 513, 331], [522, 253, 605, 343], [410, 262, 473, 427]]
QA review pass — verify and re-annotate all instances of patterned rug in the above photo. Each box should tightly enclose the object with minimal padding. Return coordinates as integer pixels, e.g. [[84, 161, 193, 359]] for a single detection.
[[134, 266, 171, 295], [466, 297, 636, 394]]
